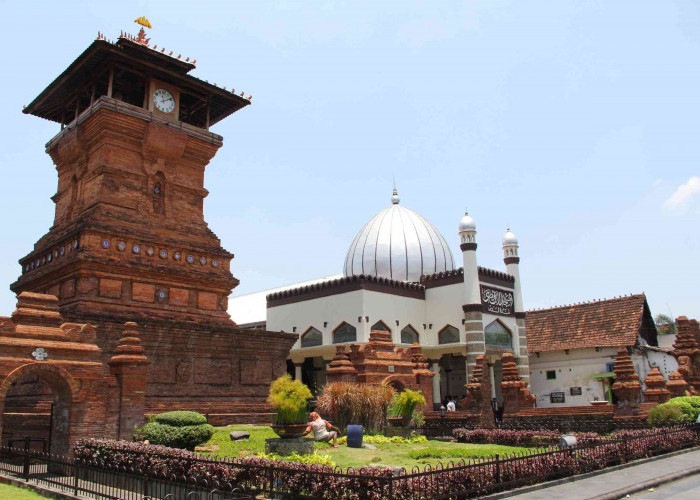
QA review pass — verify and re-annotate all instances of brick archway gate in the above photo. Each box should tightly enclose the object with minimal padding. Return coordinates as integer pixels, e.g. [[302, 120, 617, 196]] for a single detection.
[[0, 292, 148, 456], [0, 363, 77, 456]]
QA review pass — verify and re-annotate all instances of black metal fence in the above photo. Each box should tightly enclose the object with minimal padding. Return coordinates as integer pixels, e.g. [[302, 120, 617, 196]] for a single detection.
[[0, 446, 254, 500], [1, 425, 698, 499]]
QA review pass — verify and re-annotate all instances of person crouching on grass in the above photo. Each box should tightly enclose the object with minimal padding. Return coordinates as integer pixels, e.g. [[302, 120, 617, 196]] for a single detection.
[[304, 412, 339, 448]]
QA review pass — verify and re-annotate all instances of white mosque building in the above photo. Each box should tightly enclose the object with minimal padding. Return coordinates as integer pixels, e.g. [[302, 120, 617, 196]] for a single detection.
[[229, 189, 529, 408]]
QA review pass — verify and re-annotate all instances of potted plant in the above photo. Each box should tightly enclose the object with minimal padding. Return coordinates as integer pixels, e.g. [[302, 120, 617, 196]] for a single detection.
[[268, 374, 313, 438], [388, 389, 426, 427]]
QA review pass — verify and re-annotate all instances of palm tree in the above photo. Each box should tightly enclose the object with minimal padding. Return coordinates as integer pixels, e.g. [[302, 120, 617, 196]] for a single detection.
[[654, 314, 677, 335]]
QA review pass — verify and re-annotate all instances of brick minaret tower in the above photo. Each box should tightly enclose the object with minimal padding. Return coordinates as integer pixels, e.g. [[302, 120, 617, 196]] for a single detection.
[[11, 25, 296, 419]]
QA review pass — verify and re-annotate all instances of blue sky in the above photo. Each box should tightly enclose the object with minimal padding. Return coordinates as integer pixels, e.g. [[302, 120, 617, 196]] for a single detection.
[[0, 1, 698, 320]]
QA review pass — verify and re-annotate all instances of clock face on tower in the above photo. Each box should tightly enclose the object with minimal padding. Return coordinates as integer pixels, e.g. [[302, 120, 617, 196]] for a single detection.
[[153, 89, 175, 113]]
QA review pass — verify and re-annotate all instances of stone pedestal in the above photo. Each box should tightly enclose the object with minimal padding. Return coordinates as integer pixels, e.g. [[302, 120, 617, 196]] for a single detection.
[[383, 426, 419, 438], [265, 437, 314, 456]]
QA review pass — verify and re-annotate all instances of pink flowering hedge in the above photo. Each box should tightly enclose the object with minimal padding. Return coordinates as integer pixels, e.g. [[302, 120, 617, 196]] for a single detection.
[[74, 427, 698, 499], [73, 438, 395, 499], [451, 428, 678, 447]]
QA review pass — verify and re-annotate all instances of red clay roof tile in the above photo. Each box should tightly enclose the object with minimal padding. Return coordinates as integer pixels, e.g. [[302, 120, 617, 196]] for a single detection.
[[526, 294, 647, 353]]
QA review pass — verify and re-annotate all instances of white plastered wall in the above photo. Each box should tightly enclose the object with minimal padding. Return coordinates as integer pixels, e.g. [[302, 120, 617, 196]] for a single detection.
[[267, 290, 366, 349], [424, 283, 465, 344], [528, 348, 618, 407], [360, 290, 426, 345]]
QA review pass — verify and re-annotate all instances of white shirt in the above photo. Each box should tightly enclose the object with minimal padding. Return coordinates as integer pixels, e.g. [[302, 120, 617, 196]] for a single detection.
[[311, 418, 330, 440], [446, 401, 456, 411]]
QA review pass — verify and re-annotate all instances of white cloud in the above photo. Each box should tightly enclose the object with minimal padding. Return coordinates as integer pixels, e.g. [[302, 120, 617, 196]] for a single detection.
[[664, 176, 700, 211]]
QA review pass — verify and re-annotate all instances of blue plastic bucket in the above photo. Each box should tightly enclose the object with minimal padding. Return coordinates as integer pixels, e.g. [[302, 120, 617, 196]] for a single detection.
[[346, 424, 363, 448]]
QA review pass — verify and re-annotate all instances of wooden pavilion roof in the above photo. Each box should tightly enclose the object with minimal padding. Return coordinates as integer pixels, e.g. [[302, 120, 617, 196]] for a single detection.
[[24, 33, 250, 127]]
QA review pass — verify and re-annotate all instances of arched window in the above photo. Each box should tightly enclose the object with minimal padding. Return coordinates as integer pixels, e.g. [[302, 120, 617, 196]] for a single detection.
[[370, 320, 391, 333], [333, 322, 357, 344], [400, 324, 419, 344], [300, 327, 323, 348], [438, 325, 460, 344], [484, 320, 512, 350]]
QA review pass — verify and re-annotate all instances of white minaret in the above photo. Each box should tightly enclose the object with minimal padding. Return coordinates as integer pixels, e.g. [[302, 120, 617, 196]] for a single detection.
[[502, 228, 530, 386], [502, 228, 523, 313], [459, 212, 480, 307], [459, 212, 485, 386]]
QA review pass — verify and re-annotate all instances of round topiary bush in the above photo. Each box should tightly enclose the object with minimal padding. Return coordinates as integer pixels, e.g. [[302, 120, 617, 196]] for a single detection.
[[134, 411, 214, 450], [154, 410, 208, 427], [666, 396, 700, 421], [647, 403, 687, 427]]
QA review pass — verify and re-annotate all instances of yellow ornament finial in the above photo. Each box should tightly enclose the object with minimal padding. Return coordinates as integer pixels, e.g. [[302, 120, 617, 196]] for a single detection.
[[134, 16, 152, 29]]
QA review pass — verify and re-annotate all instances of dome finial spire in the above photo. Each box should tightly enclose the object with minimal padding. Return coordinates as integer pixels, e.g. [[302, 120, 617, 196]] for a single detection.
[[391, 179, 400, 205]]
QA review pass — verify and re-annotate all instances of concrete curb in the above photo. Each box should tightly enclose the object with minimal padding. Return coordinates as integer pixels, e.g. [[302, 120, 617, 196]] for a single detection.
[[0, 474, 82, 500], [482, 446, 699, 499]]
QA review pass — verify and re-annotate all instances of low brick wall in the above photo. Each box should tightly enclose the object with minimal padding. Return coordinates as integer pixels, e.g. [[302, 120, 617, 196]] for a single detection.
[[502, 408, 616, 433], [424, 405, 652, 436], [423, 411, 485, 438]]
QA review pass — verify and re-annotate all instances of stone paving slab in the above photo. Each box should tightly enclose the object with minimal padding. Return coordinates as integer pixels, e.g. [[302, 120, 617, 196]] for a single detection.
[[499, 448, 700, 500]]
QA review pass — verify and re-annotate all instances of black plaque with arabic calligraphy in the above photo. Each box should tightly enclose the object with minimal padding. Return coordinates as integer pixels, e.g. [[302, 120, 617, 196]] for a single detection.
[[480, 285, 514, 316]]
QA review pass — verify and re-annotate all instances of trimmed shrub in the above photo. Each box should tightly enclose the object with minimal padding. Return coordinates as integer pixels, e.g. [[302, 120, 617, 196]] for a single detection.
[[316, 382, 396, 432], [667, 396, 700, 421], [337, 434, 427, 445], [256, 451, 335, 466], [452, 428, 562, 447], [268, 374, 312, 424], [154, 410, 207, 426], [134, 411, 213, 450], [648, 403, 688, 427], [451, 428, 670, 447]]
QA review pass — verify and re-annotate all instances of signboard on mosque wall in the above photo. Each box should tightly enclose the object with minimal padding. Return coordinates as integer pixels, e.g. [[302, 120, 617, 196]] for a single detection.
[[480, 285, 514, 316]]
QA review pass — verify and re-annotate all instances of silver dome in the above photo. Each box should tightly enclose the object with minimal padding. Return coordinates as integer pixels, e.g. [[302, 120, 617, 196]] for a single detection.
[[459, 212, 476, 232], [344, 192, 455, 282], [502, 228, 518, 246]]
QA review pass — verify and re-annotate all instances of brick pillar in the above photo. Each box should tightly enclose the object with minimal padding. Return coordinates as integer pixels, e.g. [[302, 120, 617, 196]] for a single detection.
[[500, 352, 535, 414], [108, 322, 149, 440], [611, 348, 642, 412], [410, 345, 434, 408], [325, 346, 358, 384], [465, 355, 494, 428], [671, 317, 700, 394], [642, 367, 671, 404], [666, 370, 689, 398]]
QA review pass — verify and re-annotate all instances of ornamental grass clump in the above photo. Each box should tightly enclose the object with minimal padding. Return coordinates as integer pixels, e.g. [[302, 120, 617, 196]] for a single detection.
[[389, 389, 426, 419], [134, 411, 214, 450], [315, 382, 395, 432], [268, 374, 312, 424]]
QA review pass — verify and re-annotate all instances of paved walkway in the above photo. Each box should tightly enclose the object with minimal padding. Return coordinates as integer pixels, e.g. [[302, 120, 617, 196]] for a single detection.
[[500, 448, 700, 500], [631, 473, 700, 499]]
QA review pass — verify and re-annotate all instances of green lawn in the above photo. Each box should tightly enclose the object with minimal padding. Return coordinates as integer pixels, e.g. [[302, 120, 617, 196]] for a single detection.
[[0, 483, 46, 499], [202, 425, 536, 469]]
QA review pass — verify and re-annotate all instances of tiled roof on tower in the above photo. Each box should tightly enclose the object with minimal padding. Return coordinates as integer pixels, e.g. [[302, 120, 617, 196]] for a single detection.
[[24, 24, 251, 128]]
